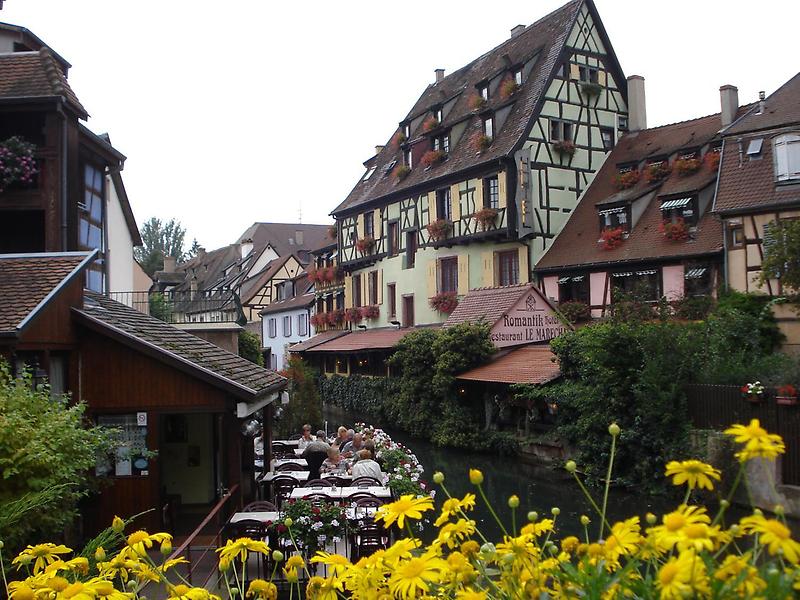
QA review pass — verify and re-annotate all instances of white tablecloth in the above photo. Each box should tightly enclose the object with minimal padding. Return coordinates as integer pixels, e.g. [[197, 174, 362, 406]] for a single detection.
[[261, 472, 353, 483], [272, 439, 301, 447], [230, 508, 376, 524], [290, 486, 391, 500], [272, 458, 308, 468]]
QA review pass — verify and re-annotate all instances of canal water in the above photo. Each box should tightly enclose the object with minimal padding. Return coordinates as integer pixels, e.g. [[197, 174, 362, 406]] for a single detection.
[[323, 405, 684, 540]]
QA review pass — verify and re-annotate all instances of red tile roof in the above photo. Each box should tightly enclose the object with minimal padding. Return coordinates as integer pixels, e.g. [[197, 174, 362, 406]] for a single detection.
[[333, 0, 606, 216], [725, 72, 800, 136], [535, 110, 750, 271], [289, 329, 350, 353], [0, 49, 87, 118], [0, 252, 93, 336], [457, 345, 560, 384], [295, 326, 439, 353], [445, 283, 536, 327]]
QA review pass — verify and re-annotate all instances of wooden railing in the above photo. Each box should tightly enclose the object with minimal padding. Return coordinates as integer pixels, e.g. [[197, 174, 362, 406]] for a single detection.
[[167, 484, 241, 586]]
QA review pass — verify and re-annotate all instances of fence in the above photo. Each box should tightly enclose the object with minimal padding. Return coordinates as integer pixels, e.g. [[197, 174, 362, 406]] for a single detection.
[[686, 384, 800, 486], [107, 289, 246, 326]]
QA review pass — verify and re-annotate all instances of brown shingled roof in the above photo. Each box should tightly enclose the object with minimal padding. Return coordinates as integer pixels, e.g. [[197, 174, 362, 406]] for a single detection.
[[74, 292, 286, 400], [444, 283, 535, 327], [457, 345, 560, 384], [289, 329, 350, 353], [301, 327, 421, 352], [332, 0, 599, 216], [725, 72, 800, 136], [0, 49, 87, 118], [0, 251, 93, 336]]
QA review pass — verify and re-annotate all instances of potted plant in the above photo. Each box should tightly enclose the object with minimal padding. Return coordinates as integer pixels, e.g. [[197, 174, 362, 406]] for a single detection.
[[613, 170, 640, 190], [422, 115, 440, 133], [391, 130, 407, 148], [580, 82, 603, 97], [674, 157, 702, 176], [553, 140, 576, 156], [741, 381, 765, 403], [427, 219, 452, 242], [429, 292, 459, 314], [600, 226, 625, 250], [0, 136, 38, 193], [471, 133, 493, 152], [467, 93, 486, 111], [474, 207, 498, 230], [644, 161, 671, 183], [345, 307, 363, 323], [659, 218, 690, 242], [355, 236, 375, 255], [704, 151, 721, 171], [500, 77, 520, 100], [271, 499, 347, 557], [360, 305, 380, 320], [327, 309, 344, 326], [776, 384, 798, 406], [420, 149, 446, 168], [392, 164, 411, 181]]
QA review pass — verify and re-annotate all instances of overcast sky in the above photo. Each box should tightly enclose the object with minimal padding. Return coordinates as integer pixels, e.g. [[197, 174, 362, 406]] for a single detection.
[[2, 0, 798, 250]]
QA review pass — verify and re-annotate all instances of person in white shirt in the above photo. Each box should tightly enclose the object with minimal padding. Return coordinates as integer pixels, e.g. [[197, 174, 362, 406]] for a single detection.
[[253, 429, 264, 457], [350, 449, 383, 481], [297, 424, 314, 450]]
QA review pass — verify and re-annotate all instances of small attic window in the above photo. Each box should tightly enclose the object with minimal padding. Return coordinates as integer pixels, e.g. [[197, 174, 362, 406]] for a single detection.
[[403, 123, 411, 138], [384, 159, 397, 175], [363, 166, 377, 181], [433, 106, 443, 123], [433, 133, 450, 154], [618, 115, 629, 132], [479, 84, 489, 101], [578, 65, 599, 84], [746, 138, 764, 159], [617, 162, 636, 174], [403, 148, 412, 168], [514, 68, 523, 86]]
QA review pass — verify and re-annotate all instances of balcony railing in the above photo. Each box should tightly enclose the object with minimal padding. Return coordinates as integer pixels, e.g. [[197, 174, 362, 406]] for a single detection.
[[107, 289, 246, 326]]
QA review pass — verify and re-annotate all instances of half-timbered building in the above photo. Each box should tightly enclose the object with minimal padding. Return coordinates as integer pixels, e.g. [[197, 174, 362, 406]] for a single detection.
[[331, 0, 628, 329]]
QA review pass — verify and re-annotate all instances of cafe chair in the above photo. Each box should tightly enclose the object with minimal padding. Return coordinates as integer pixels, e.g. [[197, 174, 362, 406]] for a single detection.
[[303, 478, 335, 488], [350, 494, 382, 507], [351, 476, 382, 488], [243, 500, 278, 512], [275, 462, 304, 472], [321, 475, 348, 487], [271, 443, 295, 459], [303, 492, 331, 506], [350, 519, 388, 562], [272, 475, 301, 508]]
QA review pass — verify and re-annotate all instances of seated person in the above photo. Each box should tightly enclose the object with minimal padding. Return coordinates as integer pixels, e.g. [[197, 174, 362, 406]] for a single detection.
[[351, 439, 376, 464], [350, 449, 383, 482], [333, 426, 349, 447], [320, 446, 347, 475], [302, 430, 331, 479], [297, 424, 314, 450], [341, 432, 363, 458], [253, 429, 264, 458]]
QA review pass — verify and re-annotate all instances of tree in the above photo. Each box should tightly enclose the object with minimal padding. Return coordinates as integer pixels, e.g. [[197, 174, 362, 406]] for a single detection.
[[238, 330, 264, 366], [276, 357, 322, 438], [134, 217, 190, 276], [0, 362, 117, 554], [761, 218, 800, 293]]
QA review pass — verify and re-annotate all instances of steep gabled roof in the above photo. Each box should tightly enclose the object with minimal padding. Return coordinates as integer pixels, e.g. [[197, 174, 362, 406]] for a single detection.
[[724, 72, 800, 136], [0, 21, 71, 72], [74, 292, 286, 401], [237, 223, 333, 262], [0, 251, 95, 337], [0, 48, 87, 118], [333, 0, 613, 216], [445, 283, 536, 327]]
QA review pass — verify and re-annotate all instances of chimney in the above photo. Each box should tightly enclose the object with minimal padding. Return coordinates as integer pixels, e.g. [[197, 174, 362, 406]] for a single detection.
[[240, 238, 253, 259], [627, 75, 647, 132], [510, 24, 526, 38], [163, 255, 176, 273], [375, 145, 384, 156], [434, 68, 445, 83], [295, 230, 304, 246], [757, 90, 766, 115], [719, 85, 738, 127]]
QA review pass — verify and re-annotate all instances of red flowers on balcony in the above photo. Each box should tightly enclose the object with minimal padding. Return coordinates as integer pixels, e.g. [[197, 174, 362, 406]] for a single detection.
[[360, 305, 380, 320], [674, 158, 701, 176], [473, 207, 498, 230], [777, 384, 798, 406], [600, 227, 625, 250], [552, 140, 576, 156], [659, 218, 690, 242], [429, 292, 459, 314], [355, 236, 375, 255], [613, 170, 640, 190], [0, 136, 38, 193], [420, 150, 446, 168], [644, 161, 672, 183], [344, 307, 363, 323], [426, 219, 452, 242]]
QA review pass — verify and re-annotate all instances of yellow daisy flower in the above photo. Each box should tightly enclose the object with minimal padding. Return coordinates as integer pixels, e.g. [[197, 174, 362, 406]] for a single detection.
[[436, 519, 477, 548], [664, 460, 720, 491], [388, 552, 446, 598], [216, 537, 270, 568], [13, 543, 72, 574], [724, 419, 786, 462], [434, 493, 476, 527], [285, 554, 305, 570], [715, 553, 766, 597], [374, 494, 434, 530], [604, 517, 642, 562], [740, 514, 800, 564], [310, 551, 351, 576], [306, 575, 342, 600], [125, 531, 172, 557], [246, 579, 277, 600], [657, 550, 709, 600]]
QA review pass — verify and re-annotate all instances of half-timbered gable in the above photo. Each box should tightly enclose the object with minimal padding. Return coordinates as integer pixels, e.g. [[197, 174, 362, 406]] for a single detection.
[[240, 254, 305, 321]]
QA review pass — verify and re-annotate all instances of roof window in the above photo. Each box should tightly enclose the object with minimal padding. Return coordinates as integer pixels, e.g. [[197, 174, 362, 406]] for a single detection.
[[363, 166, 377, 181], [746, 138, 764, 159]]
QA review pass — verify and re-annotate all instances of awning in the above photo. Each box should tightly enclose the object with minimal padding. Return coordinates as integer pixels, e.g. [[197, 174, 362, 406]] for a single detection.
[[598, 206, 626, 216], [457, 345, 560, 385], [685, 268, 707, 279], [660, 197, 692, 210], [613, 269, 656, 278]]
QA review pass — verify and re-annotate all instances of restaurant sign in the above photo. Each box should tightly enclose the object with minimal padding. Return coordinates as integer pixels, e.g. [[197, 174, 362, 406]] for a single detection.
[[490, 288, 567, 348]]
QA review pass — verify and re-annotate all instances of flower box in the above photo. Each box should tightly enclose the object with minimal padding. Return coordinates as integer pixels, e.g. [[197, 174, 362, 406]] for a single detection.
[[776, 384, 798, 406], [426, 219, 452, 242], [704, 151, 721, 171], [473, 207, 498, 230], [392, 164, 411, 181], [327, 309, 344, 326], [600, 226, 624, 250], [500, 77, 520, 99], [310, 313, 324, 327], [467, 93, 486, 111], [0, 136, 38, 193], [355, 236, 375, 255], [430, 292, 459, 314], [471, 133, 493, 152], [360, 305, 380, 320], [553, 140, 576, 156], [741, 381, 765, 403], [580, 82, 603, 97], [659, 218, 690, 242], [422, 116, 440, 133], [644, 161, 672, 183], [613, 169, 640, 190], [420, 149, 446, 168], [344, 307, 363, 323], [674, 158, 701, 176]]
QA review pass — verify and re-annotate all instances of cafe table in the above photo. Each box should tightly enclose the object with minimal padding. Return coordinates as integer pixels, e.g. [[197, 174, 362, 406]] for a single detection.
[[289, 486, 391, 501], [272, 458, 308, 468], [229, 507, 377, 524], [272, 439, 301, 447]]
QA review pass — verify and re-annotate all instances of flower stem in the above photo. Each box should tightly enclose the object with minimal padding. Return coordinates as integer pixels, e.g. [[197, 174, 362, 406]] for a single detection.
[[599, 434, 617, 540], [570, 472, 612, 536], [477, 484, 509, 537]]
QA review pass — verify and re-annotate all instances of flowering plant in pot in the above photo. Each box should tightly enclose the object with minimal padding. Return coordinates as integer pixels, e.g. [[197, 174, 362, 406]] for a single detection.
[[613, 169, 640, 190], [659, 218, 690, 242], [741, 381, 765, 403], [0, 136, 38, 193], [776, 384, 798, 406], [327, 309, 344, 326], [422, 115, 440, 133], [322, 265, 341, 283], [272, 498, 347, 557], [426, 219, 451, 242], [420, 149, 445, 168], [674, 157, 701, 176], [360, 305, 380, 320], [467, 93, 486, 111], [355, 236, 375, 255], [644, 161, 671, 183], [344, 307, 363, 323], [392, 164, 410, 181], [310, 313, 324, 328], [473, 207, 498, 230], [600, 226, 624, 250], [429, 291, 459, 314], [553, 139, 576, 156], [704, 151, 721, 171], [471, 133, 493, 152], [580, 81, 603, 97], [499, 77, 520, 99]]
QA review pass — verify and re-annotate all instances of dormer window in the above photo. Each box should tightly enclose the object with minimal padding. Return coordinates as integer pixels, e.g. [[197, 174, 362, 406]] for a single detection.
[[433, 133, 450, 154], [403, 123, 411, 138], [514, 68, 523, 86], [598, 206, 629, 232], [433, 107, 443, 123], [403, 149, 412, 168], [479, 84, 489, 101], [660, 196, 697, 226], [363, 166, 377, 181], [483, 116, 494, 138], [774, 134, 800, 181], [578, 65, 599, 83]]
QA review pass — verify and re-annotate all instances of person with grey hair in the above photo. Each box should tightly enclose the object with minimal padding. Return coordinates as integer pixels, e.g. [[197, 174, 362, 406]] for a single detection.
[[350, 448, 383, 481], [341, 432, 363, 458], [320, 445, 347, 474]]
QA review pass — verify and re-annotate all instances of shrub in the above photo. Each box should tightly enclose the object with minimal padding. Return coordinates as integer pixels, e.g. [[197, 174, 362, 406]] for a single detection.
[[760, 217, 800, 292], [674, 295, 714, 320], [499, 77, 519, 99], [238, 330, 264, 366], [715, 290, 784, 352], [148, 291, 172, 322], [420, 149, 445, 168], [558, 301, 591, 323], [319, 374, 399, 418], [274, 357, 322, 438]]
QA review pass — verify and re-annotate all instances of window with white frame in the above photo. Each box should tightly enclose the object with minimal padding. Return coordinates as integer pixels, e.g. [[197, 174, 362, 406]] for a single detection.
[[433, 133, 450, 154], [774, 133, 800, 181], [514, 68, 523, 86], [479, 83, 489, 101], [598, 206, 629, 232]]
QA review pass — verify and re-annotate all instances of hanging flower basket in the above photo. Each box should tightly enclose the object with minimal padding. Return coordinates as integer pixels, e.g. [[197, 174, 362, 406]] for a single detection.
[[471, 133, 493, 152], [467, 93, 486, 111], [741, 381, 765, 403], [392, 164, 411, 181], [360, 305, 380, 320], [580, 82, 603, 97], [355, 236, 375, 255], [776, 384, 798, 406], [344, 307, 363, 323], [474, 207, 498, 230], [704, 152, 721, 171], [644, 162, 672, 183], [430, 292, 459, 314], [659, 218, 690, 242], [500, 77, 520, 100], [613, 170, 640, 190], [0, 136, 38, 193], [422, 116, 440, 133], [553, 140, 576, 156], [427, 219, 452, 242], [600, 227, 624, 250], [327, 309, 344, 326], [420, 149, 446, 168], [674, 158, 702, 176]]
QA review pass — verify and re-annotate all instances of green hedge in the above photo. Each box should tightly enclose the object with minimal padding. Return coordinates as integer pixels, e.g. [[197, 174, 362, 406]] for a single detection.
[[318, 373, 399, 419]]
